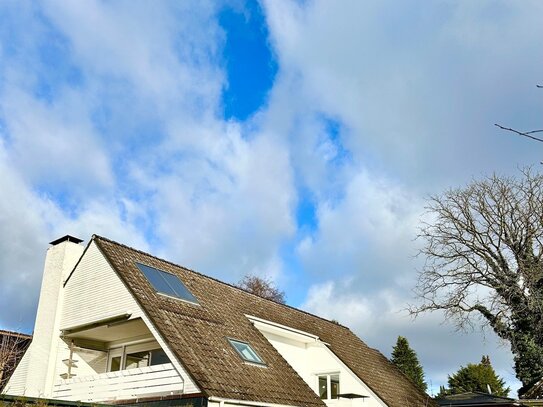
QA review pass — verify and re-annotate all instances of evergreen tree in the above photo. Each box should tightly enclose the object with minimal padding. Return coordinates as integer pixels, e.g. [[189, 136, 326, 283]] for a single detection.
[[439, 356, 510, 397], [391, 336, 427, 392]]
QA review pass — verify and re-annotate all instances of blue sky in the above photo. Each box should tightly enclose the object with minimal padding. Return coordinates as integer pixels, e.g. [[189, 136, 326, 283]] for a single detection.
[[1, 0, 543, 397]]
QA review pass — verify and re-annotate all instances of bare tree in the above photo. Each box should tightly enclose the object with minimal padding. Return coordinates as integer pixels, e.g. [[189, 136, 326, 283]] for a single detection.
[[237, 274, 286, 304], [411, 169, 543, 387], [0, 330, 31, 391]]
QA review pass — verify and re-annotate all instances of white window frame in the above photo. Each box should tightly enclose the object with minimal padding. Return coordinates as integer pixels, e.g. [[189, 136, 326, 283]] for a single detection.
[[316, 372, 340, 400], [107, 340, 168, 371]]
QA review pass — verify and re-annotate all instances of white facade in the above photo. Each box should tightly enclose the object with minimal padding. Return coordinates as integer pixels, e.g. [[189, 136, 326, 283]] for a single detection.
[[4, 237, 199, 401], [8, 239, 84, 397], [248, 316, 387, 407]]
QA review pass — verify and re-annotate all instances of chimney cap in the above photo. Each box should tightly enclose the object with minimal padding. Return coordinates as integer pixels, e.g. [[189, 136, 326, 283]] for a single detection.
[[49, 235, 84, 246]]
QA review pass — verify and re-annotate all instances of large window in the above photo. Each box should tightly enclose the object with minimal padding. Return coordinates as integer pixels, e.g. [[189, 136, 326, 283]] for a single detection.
[[228, 339, 265, 365], [136, 263, 198, 304], [318, 373, 340, 400], [107, 342, 171, 372]]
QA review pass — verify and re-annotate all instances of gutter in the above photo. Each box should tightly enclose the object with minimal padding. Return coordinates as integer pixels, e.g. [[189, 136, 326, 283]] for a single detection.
[[208, 396, 303, 407]]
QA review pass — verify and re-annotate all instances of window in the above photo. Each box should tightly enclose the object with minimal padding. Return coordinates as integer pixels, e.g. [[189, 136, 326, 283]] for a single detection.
[[228, 339, 265, 365], [136, 263, 198, 304], [125, 351, 150, 369], [317, 373, 340, 400], [109, 356, 121, 372], [107, 342, 171, 372]]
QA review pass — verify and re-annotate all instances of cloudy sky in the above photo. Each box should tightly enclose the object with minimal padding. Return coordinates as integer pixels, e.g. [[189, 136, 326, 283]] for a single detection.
[[1, 0, 542, 397]]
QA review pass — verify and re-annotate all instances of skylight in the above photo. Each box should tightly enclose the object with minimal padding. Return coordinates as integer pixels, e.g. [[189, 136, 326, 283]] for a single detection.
[[228, 339, 265, 365], [136, 263, 198, 304]]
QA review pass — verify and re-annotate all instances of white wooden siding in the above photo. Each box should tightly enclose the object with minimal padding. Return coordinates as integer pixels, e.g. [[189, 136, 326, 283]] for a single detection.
[[61, 242, 143, 329], [52, 363, 183, 402], [3, 347, 30, 395], [56, 240, 199, 398]]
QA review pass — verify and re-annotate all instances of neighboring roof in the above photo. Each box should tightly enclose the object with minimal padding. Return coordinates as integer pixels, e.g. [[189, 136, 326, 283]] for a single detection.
[[522, 378, 543, 400], [0, 330, 32, 340], [93, 235, 436, 407], [0, 330, 32, 392], [437, 392, 518, 406]]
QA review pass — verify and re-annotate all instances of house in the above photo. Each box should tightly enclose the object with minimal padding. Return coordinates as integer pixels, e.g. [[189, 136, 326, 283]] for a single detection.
[[520, 378, 543, 400], [519, 377, 543, 407], [3, 235, 435, 407], [436, 392, 520, 407], [0, 330, 32, 392]]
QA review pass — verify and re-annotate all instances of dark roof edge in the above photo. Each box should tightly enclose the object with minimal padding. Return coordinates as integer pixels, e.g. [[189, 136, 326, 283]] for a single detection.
[[111, 393, 206, 405], [63, 237, 94, 287], [0, 329, 32, 339], [91, 234, 352, 331], [92, 236, 209, 399], [437, 392, 516, 401], [49, 235, 84, 246]]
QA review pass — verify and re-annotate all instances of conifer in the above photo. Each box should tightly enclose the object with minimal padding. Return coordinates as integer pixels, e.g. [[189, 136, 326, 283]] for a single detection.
[[391, 336, 427, 392]]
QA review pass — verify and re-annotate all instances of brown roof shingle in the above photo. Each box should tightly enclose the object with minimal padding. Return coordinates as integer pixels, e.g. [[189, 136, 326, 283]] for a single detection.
[[93, 235, 435, 407]]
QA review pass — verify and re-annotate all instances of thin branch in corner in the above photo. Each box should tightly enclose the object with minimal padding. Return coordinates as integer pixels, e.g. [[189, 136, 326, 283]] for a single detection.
[[494, 123, 543, 143]]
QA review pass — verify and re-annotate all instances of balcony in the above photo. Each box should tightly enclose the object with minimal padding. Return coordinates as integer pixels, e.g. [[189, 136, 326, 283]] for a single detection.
[[54, 315, 186, 402], [52, 362, 183, 402]]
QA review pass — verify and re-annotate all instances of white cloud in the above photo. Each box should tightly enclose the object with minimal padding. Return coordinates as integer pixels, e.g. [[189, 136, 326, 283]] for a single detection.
[[150, 123, 296, 281], [41, 0, 224, 109], [0, 0, 297, 331], [297, 169, 423, 286], [0, 136, 148, 331], [262, 0, 543, 189], [1, 87, 113, 191], [259, 0, 541, 396]]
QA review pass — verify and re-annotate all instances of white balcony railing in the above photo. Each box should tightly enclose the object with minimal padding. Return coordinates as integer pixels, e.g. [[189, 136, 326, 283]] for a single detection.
[[52, 363, 184, 402]]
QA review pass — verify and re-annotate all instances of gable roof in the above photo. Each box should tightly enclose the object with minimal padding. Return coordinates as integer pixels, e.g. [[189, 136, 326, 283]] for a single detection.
[[93, 235, 435, 407]]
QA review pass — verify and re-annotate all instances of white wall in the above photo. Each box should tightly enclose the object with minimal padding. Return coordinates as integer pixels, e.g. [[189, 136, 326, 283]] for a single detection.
[[4, 239, 84, 397], [253, 321, 387, 407], [58, 240, 200, 397], [61, 242, 144, 329], [4, 238, 200, 400], [4, 346, 31, 395]]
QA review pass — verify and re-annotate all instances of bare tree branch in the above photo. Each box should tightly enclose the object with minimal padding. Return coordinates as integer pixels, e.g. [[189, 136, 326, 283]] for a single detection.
[[0, 330, 31, 391], [411, 169, 543, 386], [494, 124, 543, 143]]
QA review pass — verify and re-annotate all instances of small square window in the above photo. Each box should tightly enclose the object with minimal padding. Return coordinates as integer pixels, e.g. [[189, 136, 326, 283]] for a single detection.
[[318, 374, 340, 400], [228, 339, 265, 365]]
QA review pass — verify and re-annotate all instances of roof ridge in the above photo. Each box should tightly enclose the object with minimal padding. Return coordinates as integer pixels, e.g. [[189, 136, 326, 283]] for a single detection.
[[91, 234, 351, 331]]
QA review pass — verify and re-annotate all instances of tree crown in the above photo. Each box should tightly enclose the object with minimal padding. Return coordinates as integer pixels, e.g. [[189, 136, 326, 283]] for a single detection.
[[438, 356, 510, 398], [411, 169, 543, 385], [391, 335, 427, 392], [236, 274, 286, 304]]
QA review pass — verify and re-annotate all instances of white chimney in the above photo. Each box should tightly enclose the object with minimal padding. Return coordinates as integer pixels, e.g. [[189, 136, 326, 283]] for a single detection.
[[23, 235, 84, 397]]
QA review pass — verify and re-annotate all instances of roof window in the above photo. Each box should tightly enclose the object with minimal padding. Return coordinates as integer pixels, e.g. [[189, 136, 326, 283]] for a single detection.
[[228, 339, 265, 365], [136, 263, 198, 304]]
